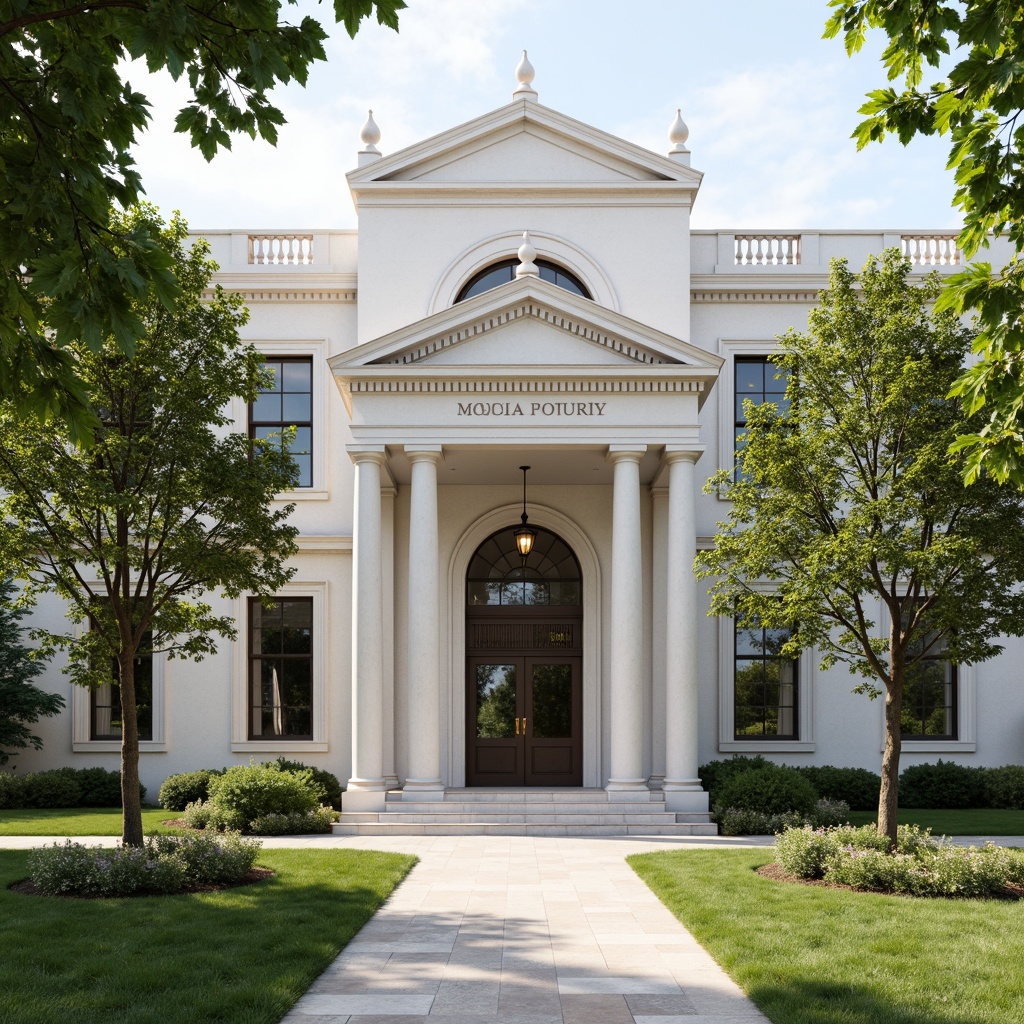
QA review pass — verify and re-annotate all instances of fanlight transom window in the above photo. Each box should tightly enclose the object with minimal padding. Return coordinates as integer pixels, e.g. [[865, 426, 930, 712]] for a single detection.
[[467, 527, 581, 606], [456, 259, 591, 303]]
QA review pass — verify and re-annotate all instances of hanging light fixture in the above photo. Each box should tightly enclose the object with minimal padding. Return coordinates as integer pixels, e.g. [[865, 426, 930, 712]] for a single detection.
[[514, 465, 536, 561]]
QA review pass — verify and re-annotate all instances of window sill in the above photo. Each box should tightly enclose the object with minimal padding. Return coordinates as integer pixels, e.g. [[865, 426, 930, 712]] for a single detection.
[[276, 488, 329, 502], [231, 741, 329, 753], [73, 741, 167, 753], [889, 740, 976, 754], [719, 741, 816, 754]]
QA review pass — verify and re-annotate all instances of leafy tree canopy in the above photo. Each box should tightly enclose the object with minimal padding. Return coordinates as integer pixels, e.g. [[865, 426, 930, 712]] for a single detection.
[[0, 0, 404, 442], [825, 0, 1024, 487], [0, 206, 300, 843], [0, 578, 62, 766], [696, 250, 1024, 845]]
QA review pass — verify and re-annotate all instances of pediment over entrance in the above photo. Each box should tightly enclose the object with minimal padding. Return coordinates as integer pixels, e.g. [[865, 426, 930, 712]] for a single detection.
[[331, 277, 722, 376]]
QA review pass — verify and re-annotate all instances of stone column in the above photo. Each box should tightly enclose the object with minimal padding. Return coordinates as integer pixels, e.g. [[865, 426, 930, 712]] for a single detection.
[[381, 484, 399, 790], [663, 449, 709, 813], [403, 445, 444, 796], [649, 485, 668, 789], [345, 447, 387, 811], [606, 445, 649, 795]]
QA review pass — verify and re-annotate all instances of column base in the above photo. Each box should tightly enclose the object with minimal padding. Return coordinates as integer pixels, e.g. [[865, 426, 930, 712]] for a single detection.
[[662, 783, 709, 813], [606, 779, 650, 800], [383, 774, 400, 790], [343, 779, 388, 813], [401, 779, 445, 801]]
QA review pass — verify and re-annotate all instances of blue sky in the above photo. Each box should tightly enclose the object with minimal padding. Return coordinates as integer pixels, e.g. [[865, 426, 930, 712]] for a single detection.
[[129, 0, 960, 232]]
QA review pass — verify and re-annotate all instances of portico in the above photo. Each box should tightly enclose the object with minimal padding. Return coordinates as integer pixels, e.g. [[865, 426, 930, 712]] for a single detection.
[[330, 276, 722, 814]]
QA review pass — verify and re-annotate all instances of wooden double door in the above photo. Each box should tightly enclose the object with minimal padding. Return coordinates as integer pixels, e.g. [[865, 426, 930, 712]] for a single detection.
[[466, 653, 582, 786]]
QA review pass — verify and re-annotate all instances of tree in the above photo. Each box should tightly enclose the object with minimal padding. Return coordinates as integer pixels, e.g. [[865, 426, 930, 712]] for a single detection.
[[0, 578, 62, 767], [825, 0, 1024, 487], [696, 250, 1024, 848], [0, 0, 405, 441], [0, 207, 299, 845]]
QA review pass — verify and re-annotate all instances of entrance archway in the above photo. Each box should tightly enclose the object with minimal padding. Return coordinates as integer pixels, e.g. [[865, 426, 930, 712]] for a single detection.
[[465, 526, 583, 786]]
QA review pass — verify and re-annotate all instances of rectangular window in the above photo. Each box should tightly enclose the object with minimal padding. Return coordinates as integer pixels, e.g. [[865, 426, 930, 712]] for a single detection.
[[902, 615, 957, 739], [250, 357, 313, 488], [734, 355, 789, 476], [248, 597, 313, 740], [734, 617, 798, 740], [91, 635, 153, 741]]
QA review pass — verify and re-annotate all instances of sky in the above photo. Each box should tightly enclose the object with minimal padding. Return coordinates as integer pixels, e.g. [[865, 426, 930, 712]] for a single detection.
[[127, 0, 961, 232]]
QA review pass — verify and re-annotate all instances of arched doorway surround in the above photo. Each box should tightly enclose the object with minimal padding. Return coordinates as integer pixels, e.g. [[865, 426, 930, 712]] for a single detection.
[[445, 504, 602, 788], [465, 525, 583, 786]]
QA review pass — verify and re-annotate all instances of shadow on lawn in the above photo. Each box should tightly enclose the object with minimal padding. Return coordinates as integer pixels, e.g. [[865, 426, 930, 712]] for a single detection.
[[750, 977, 990, 1024]]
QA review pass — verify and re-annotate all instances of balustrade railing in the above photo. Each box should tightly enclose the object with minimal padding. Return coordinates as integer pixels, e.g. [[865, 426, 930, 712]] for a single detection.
[[901, 234, 961, 266], [734, 234, 801, 266], [248, 233, 314, 265]]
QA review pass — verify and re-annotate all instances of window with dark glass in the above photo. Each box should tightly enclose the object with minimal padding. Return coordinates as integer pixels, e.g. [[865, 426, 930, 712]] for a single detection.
[[249, 357, 313, 487], [249, 597, 313, 740], [901, 612, 957, 739], [734, 355, 789, 477], [467, 526, 581, 606], [455, 259, 591, 302], [92, 633, 153, 741], [734, 617, 798, 739]]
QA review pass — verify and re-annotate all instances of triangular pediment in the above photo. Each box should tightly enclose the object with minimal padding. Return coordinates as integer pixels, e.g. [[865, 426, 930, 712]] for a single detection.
[[347, 100, 702, 198], [330, 278, 722, 373]]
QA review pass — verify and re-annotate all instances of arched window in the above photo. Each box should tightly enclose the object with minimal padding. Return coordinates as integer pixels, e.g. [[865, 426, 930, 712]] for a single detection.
[[467, 526, 581, 606], [455, 259, 591, 303]]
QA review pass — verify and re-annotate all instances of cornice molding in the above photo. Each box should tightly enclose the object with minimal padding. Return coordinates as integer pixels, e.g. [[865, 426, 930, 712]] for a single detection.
[[345, 378, 706, 395], [691, 290, 821, 304]]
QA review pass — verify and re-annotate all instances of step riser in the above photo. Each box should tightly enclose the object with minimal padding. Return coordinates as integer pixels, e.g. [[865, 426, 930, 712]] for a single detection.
[[374, 802, 669, 814], [333, 823, 719, 836], [340, 813, 685, 825]]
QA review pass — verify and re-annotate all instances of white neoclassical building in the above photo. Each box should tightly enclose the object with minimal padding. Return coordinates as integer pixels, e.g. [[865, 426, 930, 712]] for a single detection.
[[20, 57, 1024, 833]]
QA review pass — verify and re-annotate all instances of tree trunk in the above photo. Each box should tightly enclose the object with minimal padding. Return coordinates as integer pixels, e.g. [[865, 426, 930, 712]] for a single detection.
[[118, 649, 144, 848], [878, 634, 905, 852]]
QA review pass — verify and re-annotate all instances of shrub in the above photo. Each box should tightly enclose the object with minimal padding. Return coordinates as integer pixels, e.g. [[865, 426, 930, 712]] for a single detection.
[[182, 799, 244, 832], [272, 758, 343, 810], [807, 798, 850, 828], [20, 769, 81, 808], [716, 764, 818, 817], [159, 769, 222, 812], [28, 832, 261, 897], [899, 760, 986, 809], [715, 807, 803, 836], [0, 771, 24, 809], [206, 761, 319, 825], [249, 807, 336, 835], [698, 755, 775, 799], [65, 767, 125, 806], [982, 765, 1024, 810], [795, 765, 881, 811]]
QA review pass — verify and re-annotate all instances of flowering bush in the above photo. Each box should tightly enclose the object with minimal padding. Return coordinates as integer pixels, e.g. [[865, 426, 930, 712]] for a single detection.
[[27, 832, 261, 897], [775, 822, 1024, 898], [715, 798, 850, 836]]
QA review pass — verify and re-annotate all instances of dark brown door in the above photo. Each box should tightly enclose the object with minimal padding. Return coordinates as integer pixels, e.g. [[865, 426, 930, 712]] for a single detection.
[[466, 654, 582, 786]]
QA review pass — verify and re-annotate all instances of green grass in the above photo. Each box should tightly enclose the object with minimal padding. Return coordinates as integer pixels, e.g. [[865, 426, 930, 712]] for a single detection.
[[0, 847, 415, 1024], [0, 807, 181, 836], [630, 849, 1024, 1024], [845, 807, 1024, 835]]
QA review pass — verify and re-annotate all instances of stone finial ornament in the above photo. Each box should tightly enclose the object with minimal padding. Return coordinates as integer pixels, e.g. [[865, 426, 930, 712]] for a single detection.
[[513, 50, 538, 101], [358, 110, 382, 165], [516, 231, 540, 277], [668, 108, 690, 164]]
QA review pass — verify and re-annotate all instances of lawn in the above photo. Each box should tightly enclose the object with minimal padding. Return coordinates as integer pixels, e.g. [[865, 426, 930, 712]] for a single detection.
[[0, 807, 181, 836], [630, 848, 1024, 1024], [844, 807, 1024, 836], [0, 847, 415, 1024]]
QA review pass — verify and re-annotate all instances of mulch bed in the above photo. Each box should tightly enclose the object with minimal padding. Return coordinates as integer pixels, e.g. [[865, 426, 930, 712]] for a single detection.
[[756, 861, 1024, 899], [9, 866, 275, 899]]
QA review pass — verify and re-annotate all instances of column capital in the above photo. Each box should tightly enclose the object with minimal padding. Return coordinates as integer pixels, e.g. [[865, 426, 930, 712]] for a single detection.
[[606, 444, 647, 464], [404, 445, 444, 465], [662, 446, 705, 465], [347, 445, 388, 466]]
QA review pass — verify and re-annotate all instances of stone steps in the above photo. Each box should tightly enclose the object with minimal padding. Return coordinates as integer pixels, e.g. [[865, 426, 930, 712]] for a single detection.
[[334, 788, 717, 837]]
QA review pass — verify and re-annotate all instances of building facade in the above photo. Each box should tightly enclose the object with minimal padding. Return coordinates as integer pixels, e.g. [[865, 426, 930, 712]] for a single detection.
[[18, 62, 1024, 808]]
